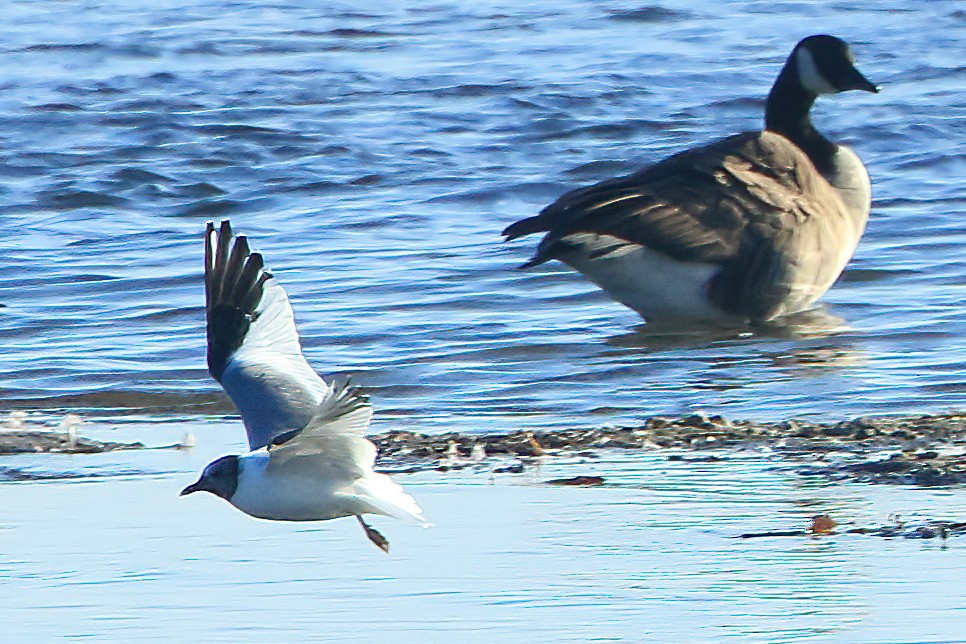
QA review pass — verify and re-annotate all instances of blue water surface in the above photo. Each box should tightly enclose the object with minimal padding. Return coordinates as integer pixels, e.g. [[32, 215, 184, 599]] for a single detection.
[[0, 0, 962, 433]]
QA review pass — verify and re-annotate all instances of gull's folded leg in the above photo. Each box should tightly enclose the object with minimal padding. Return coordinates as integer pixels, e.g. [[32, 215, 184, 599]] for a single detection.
[[357, 515, 390, 554]]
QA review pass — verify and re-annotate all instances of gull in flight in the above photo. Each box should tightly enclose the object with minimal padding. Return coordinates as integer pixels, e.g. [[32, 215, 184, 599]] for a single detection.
[[181, 220, 427, 552]]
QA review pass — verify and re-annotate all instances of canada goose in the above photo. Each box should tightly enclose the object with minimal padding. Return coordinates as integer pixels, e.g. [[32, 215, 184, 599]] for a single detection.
[[503, 35, 879, 324]]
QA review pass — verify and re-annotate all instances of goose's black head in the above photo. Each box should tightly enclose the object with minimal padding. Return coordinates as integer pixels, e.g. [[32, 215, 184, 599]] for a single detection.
[[180, 455, 240, 501], [765, 35, 878, 174], [792, 35, 878, 96]]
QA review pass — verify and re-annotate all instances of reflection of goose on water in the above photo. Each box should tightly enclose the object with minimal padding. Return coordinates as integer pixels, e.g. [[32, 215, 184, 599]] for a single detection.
[[604, 308, 851, 354], [504, 35, 879, 325]]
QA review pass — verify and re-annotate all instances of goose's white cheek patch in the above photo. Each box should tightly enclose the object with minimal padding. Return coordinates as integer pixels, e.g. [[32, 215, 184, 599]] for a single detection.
[[796, 48, 837, 95]]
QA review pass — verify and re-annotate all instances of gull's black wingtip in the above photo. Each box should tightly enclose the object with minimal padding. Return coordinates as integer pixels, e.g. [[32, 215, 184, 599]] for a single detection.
[[205, 219, 270, 381], [206, 219, 233, 236]]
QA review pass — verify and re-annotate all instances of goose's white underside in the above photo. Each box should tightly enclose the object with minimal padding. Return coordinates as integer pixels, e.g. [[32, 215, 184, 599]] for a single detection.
[[556, 233, 730, 322]]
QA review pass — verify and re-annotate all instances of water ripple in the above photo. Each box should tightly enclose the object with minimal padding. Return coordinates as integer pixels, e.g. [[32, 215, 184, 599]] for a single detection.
[[0, 0, 962, 434]]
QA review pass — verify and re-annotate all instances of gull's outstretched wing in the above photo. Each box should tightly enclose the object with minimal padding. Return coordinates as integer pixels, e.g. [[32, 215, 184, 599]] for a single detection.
[[205, 220, 329, 450], [268, 379, 427, 525], [267, 378, 376, 476]]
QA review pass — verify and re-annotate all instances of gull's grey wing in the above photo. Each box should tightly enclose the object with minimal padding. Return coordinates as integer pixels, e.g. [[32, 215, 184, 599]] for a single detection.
[[267, 380, 427, 524], [267, 377, 375, 477], [205, 220, 329, 450]]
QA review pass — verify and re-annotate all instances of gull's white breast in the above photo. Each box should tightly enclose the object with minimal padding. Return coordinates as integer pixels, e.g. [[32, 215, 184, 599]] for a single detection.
[[228, 453, 368, 522]]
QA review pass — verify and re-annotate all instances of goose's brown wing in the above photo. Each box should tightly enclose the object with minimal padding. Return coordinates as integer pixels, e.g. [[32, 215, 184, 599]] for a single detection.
[[506, 131, 849, 319]]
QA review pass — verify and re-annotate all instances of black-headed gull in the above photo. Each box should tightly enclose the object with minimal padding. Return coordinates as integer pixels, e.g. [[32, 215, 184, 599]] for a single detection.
[[181, 221, 426, 552]]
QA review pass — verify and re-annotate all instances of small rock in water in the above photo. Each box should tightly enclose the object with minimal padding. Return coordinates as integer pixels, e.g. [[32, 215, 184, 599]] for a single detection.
[[808, 514, 838, 534], [545, 476, 605, 486], [526, 432, 546, 456], [906, 526, 938, 539]]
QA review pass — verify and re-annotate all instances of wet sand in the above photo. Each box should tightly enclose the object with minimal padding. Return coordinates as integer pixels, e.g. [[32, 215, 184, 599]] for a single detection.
[[0, 430, 143, 455], [4, 411, 963, 486], [369, 412, 966, 487]]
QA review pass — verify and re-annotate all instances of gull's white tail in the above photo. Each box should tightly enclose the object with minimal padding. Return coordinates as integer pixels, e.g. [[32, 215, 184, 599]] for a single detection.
[[353, 474, 429, 527]]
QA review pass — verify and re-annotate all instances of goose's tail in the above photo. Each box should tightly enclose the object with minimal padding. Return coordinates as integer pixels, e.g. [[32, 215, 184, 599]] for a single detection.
[[502, 215, 547, 241]]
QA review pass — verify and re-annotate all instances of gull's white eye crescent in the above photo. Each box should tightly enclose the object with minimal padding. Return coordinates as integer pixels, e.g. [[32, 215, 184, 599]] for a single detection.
[[796, 47, 837, 95]]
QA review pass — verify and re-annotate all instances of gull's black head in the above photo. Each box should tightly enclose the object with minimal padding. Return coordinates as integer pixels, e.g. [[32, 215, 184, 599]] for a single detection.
[[792, 35, 879, 95], [180, 455, 240, 501]]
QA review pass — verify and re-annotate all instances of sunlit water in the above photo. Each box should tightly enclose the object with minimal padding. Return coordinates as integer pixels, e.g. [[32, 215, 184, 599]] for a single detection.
[[0, 0, 963, 433], [0, 2, 964, 640]]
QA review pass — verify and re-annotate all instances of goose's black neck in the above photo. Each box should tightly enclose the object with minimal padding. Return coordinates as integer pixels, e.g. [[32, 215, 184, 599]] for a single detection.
[[764, 59, 837, 176]]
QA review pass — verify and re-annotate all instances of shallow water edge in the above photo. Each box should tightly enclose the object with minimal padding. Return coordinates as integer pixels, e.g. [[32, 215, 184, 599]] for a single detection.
[[4, 410, 964, 488]]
